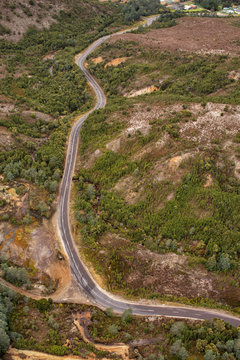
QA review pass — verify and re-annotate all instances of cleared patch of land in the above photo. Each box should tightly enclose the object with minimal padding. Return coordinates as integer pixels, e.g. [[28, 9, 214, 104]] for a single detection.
[[110, 17, 240, 55]]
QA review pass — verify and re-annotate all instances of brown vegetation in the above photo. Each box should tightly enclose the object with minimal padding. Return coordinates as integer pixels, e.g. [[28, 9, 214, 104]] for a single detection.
[[109, 17, 240, 55]]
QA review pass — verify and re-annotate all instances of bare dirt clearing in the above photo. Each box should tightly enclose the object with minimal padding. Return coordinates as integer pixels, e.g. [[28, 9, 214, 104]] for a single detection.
[[109, 17, 240, 55]]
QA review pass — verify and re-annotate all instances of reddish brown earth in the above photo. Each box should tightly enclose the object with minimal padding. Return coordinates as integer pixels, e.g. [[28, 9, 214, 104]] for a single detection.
[[109, 17, 240, 55]]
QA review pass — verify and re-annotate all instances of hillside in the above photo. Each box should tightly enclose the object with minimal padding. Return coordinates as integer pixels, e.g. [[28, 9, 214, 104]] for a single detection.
[[1, 4, 240, 360], [0, 0, 119, 42], [0, 0, 122, 298], [73, 16, 240, 310]]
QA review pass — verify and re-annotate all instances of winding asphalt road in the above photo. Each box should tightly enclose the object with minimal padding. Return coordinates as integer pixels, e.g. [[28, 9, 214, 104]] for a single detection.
[[58, 19, 240, 327]]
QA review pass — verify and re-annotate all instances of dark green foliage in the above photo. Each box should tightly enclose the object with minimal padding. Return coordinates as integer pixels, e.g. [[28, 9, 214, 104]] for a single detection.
[[1, 264, 31, 287], [0, 117, 69, 196], [0, 113, 51, 138], [133, 9, 183, 33], [35, 298, 53, 313], [0, 285, 17, 356], [0, 0, 128, 215], [88, 62, 136, 96], [0, 61, 88, 116], [91, 151, 137, 188], [194, 0, 219, 10], [121, 0, 162, 24], [4, 289, 240, 358], [0, 328, 10, 355], [121, 308, 133, 323]]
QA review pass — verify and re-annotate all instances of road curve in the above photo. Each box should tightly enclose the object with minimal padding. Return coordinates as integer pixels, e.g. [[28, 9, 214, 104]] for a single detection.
[[58, 19, 240, 327]]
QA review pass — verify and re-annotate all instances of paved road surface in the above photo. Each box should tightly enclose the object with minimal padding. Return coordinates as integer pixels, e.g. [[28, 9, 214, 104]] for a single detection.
[[58, 18, 240, 327]]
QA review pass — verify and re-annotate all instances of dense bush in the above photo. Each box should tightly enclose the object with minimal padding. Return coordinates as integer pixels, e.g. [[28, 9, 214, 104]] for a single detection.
[[1, 264, 31, 288], [0, 117, 69, 197], [121, 0, 162, 24], [0, 285, 17, 356], [75, 153, 240, 284]]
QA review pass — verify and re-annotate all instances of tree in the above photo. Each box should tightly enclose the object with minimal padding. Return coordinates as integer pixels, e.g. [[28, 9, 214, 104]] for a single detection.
[[178, 347, 188, 360], [218, 254, 231, 272], [48, 315, 59, 330], [36, 298, 52, 312], [3, 161, 21, 181], [108, 324, 119, 335], [105, 307, 114, 317], [234, 339, 240, 354], [121, 308, 133, 323], [170, 340, 182, 356], [37, 201, 49, 217], [225, 340, 234, 353], [170, 340, 188, 360], [0, 319, 8, 331], [0, 328, 10, 356], [204, 350, 217, 360], [49, 180, 58, 193], [2, 266, 30, 286], [197, 339, 208, 353], [170, 321, 186, 337], [206, 255, 217, 271]]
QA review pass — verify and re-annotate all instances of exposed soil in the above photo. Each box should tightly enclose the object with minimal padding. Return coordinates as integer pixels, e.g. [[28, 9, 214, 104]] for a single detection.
[[179, 103, 240, 146], [109, 17, 240, 55], [0, 218, 70, 294], [0, 181, 74, 297], [4, 348, 91, 360], [104, 57, 128, 68], [106, 101, 239, 171], [125, 85, 158, 98], [0, 127, 15, 150], [91, 56, 104, 64]]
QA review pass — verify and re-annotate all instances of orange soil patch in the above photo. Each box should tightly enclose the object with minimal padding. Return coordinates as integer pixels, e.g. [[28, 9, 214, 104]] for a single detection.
[[203, 174, 214, 188], [109, 17, 240, 55], [104, 57, 127, 68], [91, 56, 104, 64], [125, 85, 158, 98]]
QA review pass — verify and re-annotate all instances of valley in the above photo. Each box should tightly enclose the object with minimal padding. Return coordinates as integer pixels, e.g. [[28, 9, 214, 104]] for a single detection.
[[0, 1, 240, 359]]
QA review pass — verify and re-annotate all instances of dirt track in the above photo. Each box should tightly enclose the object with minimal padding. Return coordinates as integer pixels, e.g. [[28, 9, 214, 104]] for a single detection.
[[74, 312, 130, 360], [4, 348, 88, 360], [109, 17, 240, 55]]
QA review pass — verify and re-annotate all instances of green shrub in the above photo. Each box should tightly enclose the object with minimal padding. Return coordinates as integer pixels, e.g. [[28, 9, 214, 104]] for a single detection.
[[35, 298, 52, 313]]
